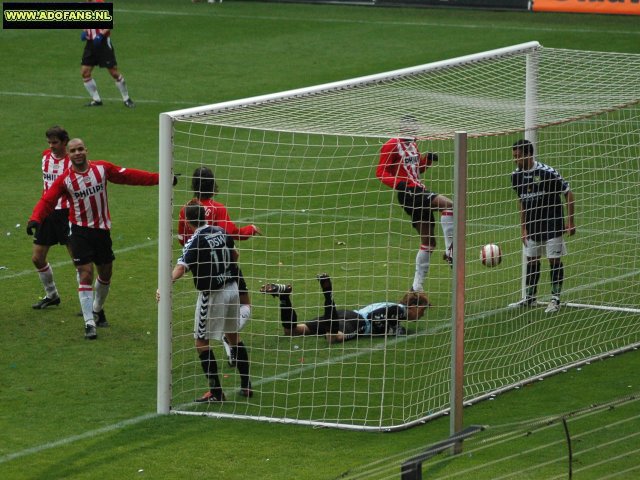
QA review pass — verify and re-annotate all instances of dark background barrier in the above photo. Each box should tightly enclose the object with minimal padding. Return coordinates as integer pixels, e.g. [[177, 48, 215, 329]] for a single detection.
[[245, 0, 530, 10], [378, 0, 528, 9]]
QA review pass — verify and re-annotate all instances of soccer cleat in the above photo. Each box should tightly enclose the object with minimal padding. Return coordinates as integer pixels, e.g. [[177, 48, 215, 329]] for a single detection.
[[32, 295, 61, 309], [195, 390, 225, 403], [85, 100, 103, 107], [545, 297, 561, 313], [260, 283, 292, 297], [443, 253, 453, 269], [222, 336, 236, 367], [93, 310, 109, 328], [84, 324, 97, 340], [239, 383, 253, 398], [316, 273, 333, 292], [123, 98, 135, 108], [508, 297, 538, 309]]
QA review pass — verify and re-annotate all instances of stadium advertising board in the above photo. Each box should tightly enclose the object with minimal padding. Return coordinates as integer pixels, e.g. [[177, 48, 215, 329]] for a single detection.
[[379, 0, 528, 9], [532, 0, 640, 15]]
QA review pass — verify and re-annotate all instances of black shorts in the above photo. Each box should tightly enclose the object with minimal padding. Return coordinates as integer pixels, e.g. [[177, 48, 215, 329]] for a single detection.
[[398, 189, 439, 227], [237, 268, 248, 295], [81, 38, 117, 69], [68, 224, 115, 267], [306, 310, 361, 336], [34, 209, 70, 246]]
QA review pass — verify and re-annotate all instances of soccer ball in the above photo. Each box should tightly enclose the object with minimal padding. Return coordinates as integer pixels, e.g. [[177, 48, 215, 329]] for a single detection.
[[480, 243, 502, 267]]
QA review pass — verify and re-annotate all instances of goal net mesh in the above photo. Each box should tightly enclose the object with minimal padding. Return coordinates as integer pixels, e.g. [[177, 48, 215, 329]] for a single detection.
[[161, 44, 640, 430]]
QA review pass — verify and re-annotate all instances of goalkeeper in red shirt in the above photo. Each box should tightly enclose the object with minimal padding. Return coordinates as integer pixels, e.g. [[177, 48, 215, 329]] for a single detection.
[[376, 116, 454, 294]]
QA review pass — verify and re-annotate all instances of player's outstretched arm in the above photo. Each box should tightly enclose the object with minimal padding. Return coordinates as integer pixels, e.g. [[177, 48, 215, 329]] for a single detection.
[[101, 161, 160, 186]]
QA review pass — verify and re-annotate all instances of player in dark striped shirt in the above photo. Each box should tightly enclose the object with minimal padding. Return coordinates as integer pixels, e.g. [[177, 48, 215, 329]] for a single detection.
[[261, 274, 430, 344], [509, 139, 576, 313], [170, 203, 252, 401]]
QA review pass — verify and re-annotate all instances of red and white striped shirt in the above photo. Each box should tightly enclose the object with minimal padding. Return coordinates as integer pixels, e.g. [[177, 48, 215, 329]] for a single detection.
[[82, 28, 110, 41], [82, 0, 108, 41], [376, 137, 428, 190], [41, 149, 71, 210], [30, 161, 159, 230]]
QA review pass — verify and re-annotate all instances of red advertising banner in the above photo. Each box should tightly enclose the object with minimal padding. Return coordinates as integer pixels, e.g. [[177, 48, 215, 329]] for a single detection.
[[533, 0, 640, 15]]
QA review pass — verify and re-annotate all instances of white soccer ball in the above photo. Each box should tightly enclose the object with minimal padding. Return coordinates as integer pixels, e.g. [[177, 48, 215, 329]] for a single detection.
[[481, 243, 502, 267]]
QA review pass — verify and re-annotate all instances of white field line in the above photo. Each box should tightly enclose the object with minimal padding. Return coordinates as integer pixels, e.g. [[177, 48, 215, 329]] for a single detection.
[[2, 8, 636, 106], [2, 213, 638, 462], [0, 414, 157, 464], [0, 91, 196, 106]]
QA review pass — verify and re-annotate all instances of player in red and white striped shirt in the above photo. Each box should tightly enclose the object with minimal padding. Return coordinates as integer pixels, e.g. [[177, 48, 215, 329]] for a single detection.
[[28, 138, 160, 340], [376, 115, 454, 293], [31, 126, 73, 310], [81, 0, 134, 108]]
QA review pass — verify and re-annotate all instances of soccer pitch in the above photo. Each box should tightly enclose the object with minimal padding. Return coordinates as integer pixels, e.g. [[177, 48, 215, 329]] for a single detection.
[[1, 1, 639, 478]]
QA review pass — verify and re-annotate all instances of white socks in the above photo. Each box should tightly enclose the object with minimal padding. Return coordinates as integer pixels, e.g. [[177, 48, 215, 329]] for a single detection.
[[238, 304, 251, 331], [37, 263, 59, 299], [441, 209, 454, 258], [83, 78, 101, 102], [115, 75, 130, 101], [412, 246, 431, 292], [93, 277, 111, 314], [78, 284, 94, 325]]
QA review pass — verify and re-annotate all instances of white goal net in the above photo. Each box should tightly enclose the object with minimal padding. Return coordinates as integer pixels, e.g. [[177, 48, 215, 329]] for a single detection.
[[158, 42, 640, 431]]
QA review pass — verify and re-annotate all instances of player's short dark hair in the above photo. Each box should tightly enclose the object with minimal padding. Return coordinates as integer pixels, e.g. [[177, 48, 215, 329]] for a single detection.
[[184, 200, 206, 228], [191, 167, 218, 199], [512, 139, 534, 156], [46, 126, 69, 144]]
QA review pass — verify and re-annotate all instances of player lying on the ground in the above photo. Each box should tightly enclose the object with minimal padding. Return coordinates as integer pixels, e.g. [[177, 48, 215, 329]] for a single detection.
[[260, 274, 430, 344]]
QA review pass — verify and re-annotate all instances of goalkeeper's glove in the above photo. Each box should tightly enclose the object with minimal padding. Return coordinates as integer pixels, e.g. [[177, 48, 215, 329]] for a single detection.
[[93, 34, 103, 46], [426, 152, 438, 162], [80, 31, 88, 41], [26, 221, 40, 236]]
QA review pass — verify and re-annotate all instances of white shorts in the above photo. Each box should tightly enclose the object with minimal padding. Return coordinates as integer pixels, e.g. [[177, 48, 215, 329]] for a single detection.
[[194, 282, 240, 341], [524, 235, 567, 259]]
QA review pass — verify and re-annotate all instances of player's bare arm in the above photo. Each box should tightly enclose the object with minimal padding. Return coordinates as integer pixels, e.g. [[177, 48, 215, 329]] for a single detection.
[[518, 200, 528, 244], [565, 190, 576, 236]]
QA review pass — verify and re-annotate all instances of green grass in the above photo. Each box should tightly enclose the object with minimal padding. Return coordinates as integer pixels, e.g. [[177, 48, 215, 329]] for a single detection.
[[1, 1, 639, 478]]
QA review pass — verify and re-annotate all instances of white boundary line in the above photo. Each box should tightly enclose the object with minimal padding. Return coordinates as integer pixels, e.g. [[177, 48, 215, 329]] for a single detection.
[[0, 91, 198, 106], [0, 413, 158, 464]]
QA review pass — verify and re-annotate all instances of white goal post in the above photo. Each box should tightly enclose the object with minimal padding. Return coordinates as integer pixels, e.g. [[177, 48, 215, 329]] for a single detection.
[[158, 42, 640, 432]]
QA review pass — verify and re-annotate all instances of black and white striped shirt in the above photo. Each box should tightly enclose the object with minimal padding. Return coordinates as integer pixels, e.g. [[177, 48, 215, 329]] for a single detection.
[[178, 225, 236, 291]]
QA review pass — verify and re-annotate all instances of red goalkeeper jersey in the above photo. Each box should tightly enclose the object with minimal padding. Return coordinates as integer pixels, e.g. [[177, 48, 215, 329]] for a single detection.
[[376, 137, 428, 190], [177, 198, 259, 246], [41, 149, 71, 210], [30, 161, 159, 230]]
